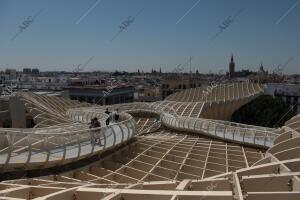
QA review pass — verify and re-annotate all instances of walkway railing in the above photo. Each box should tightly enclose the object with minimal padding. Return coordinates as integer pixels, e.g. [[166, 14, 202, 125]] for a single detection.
[[108, 103, 278, 148], [161, 113, 278, 148], [0, 112, 136, 172]]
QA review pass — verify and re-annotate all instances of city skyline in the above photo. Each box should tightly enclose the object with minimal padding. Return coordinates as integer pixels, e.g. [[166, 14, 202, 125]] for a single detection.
[[0, 0, 299, 74]]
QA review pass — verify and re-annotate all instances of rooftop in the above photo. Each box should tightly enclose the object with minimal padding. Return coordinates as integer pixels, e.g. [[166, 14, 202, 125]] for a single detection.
[[0, 82, 298, 200]]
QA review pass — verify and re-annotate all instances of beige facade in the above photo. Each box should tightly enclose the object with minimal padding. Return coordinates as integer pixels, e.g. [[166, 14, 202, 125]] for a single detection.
[[161, 76, 203, 99]]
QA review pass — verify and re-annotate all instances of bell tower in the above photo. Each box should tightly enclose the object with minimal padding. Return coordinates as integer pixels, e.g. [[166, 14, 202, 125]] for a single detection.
[[229, 54, 235, 78]]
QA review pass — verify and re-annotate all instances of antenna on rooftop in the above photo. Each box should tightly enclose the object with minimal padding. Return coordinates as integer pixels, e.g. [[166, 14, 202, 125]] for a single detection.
[[189, 56, 192, 75]]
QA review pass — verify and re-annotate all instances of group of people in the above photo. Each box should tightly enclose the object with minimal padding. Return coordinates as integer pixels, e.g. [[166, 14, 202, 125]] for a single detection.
[[89, 117, 101, 129], [89, 108, 120, 128], [105, 108, 120, 125], [89, 108, 120, 145]]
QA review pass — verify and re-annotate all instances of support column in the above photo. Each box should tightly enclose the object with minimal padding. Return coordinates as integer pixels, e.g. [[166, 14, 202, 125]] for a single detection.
[[9, 96, 26, 128]]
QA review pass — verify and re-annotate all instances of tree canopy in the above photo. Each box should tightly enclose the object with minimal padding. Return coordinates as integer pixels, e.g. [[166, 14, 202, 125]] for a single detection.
[[231, 95, 296, 128]]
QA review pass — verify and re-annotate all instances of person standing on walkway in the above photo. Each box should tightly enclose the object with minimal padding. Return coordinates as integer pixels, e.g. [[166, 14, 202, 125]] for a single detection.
[[93, 117, 101, 128], [114, 109, 120, 122], [89, 117, 103, 146], [89, 118, 95, 129], [89, 118, 96, 144], [105, 108, 110, 125], [93, 117, 103, 146]]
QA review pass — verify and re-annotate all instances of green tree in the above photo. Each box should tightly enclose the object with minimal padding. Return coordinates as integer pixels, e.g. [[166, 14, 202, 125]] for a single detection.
[[231, 95, 296, 128]]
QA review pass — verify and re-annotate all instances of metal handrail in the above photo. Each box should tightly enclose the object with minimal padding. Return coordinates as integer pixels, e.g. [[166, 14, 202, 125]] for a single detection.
[[0, 109, 136, 172], [161, 113, 278, 148]]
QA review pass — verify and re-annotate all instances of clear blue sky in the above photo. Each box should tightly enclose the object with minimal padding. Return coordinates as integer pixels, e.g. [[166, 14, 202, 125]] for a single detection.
[[0, 0, 299, 73]]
